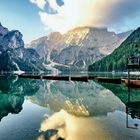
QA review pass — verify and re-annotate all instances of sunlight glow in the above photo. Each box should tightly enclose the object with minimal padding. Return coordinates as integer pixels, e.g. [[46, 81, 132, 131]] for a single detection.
[[39, 0, 123, 33]]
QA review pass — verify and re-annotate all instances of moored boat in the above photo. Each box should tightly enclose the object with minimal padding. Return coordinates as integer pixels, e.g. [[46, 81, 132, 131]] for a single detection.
[[18, 74, 88, 82], [125, 79, 140, 87], [95, 77, 121, 84]]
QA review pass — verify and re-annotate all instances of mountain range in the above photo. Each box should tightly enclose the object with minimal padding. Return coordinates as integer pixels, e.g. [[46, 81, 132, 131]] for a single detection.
[[0, 23, 133, 72], [88, 27, 140, 72], [27, 27, 132, 71]]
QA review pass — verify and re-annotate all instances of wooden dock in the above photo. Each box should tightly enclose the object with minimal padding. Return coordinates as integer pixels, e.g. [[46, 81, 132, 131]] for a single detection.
[[17, 74, 140, 87]]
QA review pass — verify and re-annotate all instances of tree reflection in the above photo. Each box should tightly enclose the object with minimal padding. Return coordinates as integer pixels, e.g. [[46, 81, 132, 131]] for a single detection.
[[0, 74, 41, 121], [99, 82, 140, 129]]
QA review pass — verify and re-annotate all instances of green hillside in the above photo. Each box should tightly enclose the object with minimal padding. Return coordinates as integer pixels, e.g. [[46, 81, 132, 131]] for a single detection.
[[88, 27, 140, 72]]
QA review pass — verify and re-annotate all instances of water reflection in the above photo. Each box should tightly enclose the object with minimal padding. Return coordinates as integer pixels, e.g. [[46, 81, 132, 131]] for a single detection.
[[0, 75, 16, 93], [29, 80, 124, 116], [36, 80, 140, 140], [126, 101, 140, 129], [98, 82, 140, 130], [126, 92, 140, 129], [0, 75, 140, 140], [38, 109, 113, 140], [38, 109, 140, 140], [98, 82, 140, 104], [0, 75, 41, 121], [126, 101, 140, 120], [0, 94, 23, 121]]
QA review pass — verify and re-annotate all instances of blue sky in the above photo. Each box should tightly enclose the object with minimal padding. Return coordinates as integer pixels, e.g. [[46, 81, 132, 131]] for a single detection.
[[0, 0, 49, 43], [0, 0, 140, 43]]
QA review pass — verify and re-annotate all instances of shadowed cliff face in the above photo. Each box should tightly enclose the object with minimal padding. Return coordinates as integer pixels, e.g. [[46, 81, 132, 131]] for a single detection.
[[0, 22, 8, 42], [0, 23, 46, 72]]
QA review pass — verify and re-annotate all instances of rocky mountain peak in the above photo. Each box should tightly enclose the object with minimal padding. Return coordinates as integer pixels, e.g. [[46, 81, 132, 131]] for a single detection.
[[27, 36, 48, 49], [89, 27, 108, 32], [28, 26, 133, 71], [117, 30, 134, 39], [67, 26, 90, 32], [0, 23, 8, 38], [48, 32, 62, 40], [67, 26, 108, 34], [48, 32, 63, 50], [0, 23, 46, 72], [1, 30, 24, 50]]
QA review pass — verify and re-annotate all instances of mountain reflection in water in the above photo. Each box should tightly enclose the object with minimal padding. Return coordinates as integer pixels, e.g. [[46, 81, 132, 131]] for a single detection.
[[99, 82, 140, 120], [0, 75, 140, 140], [29, 80, 124, 116], [0, 75, 41, 121]]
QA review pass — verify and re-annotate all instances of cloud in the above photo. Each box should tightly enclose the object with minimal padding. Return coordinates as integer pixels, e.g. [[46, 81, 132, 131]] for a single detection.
[[31, 0, 140, 32], [30, 0, 46, 9], [47, 0, 60, 10]]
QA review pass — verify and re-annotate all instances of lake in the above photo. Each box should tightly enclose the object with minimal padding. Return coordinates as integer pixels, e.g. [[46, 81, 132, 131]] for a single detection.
[[0, 74, 140, 140]]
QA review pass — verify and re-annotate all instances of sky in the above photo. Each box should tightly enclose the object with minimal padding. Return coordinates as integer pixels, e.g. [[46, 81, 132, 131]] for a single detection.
[[0, 0, 140, 43]]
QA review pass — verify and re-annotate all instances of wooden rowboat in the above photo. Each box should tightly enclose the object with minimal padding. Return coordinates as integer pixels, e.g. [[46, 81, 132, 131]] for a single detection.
[[125, 79, 140, 87], [18, 74, 88, 82], [95, 77, 121, 84]]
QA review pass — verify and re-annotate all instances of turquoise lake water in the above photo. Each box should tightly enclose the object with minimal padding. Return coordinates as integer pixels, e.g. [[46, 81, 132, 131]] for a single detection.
[[0, 74, 140, 140]]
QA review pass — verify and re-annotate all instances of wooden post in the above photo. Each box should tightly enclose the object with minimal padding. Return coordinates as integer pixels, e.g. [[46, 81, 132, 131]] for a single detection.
[[128, 68, 131, 100]]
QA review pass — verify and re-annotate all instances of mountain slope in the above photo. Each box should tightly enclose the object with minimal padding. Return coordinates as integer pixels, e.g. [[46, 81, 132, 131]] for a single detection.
[[28, 27, 132, 71], [88, 27, 140, 72], [0, 23, 46, 72]]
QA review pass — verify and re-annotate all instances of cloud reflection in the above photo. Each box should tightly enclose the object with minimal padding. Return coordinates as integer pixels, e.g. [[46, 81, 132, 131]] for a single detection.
[[38, 109, 113, 140]]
